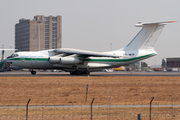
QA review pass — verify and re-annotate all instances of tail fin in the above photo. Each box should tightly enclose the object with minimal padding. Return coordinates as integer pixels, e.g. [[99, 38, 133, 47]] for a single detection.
[[124, 21, 176, 50]]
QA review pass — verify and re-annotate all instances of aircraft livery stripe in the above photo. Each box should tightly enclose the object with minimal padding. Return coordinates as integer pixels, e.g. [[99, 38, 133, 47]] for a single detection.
[[8, 53, 156, 62], [84, 53, 156, 62]]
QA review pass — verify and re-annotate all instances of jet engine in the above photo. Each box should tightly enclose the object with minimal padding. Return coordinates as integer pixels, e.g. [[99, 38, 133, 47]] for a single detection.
[[49, 57, 60, 64], [60, 57, 83, 65], [49, 57, 83, 65]]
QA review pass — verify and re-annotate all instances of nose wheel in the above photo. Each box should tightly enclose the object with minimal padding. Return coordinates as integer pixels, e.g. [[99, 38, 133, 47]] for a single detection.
[[31, 70, 36, 75]]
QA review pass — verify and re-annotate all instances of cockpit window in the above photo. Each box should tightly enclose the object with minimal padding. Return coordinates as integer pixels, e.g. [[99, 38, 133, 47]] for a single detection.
[[7, 54, 19, 59], [12, 54, 18, 57]]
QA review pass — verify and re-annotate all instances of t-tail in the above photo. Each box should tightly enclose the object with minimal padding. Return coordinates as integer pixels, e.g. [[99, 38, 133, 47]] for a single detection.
[[124, 21, 177, 51]]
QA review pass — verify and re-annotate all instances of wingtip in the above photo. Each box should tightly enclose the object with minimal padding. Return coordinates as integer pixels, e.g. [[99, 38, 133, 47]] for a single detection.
[[168, 21, 177, 23]]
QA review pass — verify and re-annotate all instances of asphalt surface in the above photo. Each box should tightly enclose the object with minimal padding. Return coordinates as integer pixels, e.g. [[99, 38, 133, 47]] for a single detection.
[[0, 71, 180, 76]]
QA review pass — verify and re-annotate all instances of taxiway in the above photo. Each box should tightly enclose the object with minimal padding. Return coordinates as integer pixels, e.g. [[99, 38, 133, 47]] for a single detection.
[[0, 71, 180, 77]]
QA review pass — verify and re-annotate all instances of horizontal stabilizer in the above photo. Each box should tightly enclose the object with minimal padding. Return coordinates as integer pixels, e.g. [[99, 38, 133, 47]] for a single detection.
[[134, 21, 177, 27]]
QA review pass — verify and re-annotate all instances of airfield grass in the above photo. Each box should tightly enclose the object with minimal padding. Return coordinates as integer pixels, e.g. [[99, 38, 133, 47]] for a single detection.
[[0, 76, 180, 105], [0, 76, 180, 119], [0, 107, 179, 119]]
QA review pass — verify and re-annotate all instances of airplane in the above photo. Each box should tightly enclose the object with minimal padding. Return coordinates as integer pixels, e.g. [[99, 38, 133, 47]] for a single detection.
[[5, 21, 176, 75]]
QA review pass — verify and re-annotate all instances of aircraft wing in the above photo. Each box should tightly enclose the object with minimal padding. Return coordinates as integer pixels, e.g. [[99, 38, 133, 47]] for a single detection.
[[54, 48, 119, 58]]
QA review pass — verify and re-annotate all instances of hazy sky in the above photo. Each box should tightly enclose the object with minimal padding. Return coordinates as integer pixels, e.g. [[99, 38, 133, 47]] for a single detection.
[[0, 0, 180, 66]]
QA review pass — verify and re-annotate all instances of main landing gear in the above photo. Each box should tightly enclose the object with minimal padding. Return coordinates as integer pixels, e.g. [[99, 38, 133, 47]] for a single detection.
[[31, 69, 36, 75], [70, 70, 90, 76]]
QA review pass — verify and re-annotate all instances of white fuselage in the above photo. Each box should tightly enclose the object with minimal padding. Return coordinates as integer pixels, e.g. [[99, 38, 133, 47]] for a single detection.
[[7, 48, 156, 72]]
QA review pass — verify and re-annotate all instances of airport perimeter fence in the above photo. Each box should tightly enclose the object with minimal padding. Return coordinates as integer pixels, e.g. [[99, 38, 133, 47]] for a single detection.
[[0, 87, 180, 120], [0, 99, 180, 120]]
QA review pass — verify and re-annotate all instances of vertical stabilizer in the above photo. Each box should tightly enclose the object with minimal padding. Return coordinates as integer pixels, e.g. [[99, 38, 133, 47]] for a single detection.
[[124, 21, 176, 50]]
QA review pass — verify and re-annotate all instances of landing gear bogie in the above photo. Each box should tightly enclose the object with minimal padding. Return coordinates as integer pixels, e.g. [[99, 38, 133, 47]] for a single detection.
[[70, 71, 76, 75], [70, 70, 90, 76], [84, 70, 90, 75]]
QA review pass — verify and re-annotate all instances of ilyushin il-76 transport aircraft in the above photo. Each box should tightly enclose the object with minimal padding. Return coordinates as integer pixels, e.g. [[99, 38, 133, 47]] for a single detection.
[[5, 21, 176, 75]]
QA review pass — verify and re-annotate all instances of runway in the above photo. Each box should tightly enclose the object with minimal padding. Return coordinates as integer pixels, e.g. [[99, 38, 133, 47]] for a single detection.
[[0, 71, 180, 76]]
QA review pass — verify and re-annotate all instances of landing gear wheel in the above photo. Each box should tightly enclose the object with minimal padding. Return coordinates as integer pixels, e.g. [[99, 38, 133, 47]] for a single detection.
[[70, 72, 76, 75], [84, 70, 90, 75], [31, 71, 36, 75], [76, 71, 82, 75]]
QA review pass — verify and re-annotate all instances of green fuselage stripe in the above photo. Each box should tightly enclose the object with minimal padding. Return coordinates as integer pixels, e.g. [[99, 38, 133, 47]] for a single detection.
[[84, 53, 156, 62]]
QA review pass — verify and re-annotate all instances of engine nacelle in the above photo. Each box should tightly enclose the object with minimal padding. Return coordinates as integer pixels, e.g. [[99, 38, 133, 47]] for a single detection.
[[60, 57, 83, 65], [49, 57, 83, 65], [49, 57, 60, 64]]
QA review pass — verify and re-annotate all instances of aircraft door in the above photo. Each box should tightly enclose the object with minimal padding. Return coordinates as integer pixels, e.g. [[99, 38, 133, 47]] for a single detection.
[[31, 58, 37, 66]]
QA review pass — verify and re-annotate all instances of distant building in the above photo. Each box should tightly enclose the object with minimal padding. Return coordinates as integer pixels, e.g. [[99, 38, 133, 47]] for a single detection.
[[166, 58, 180, 68], [15, 15, 62, 51]]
